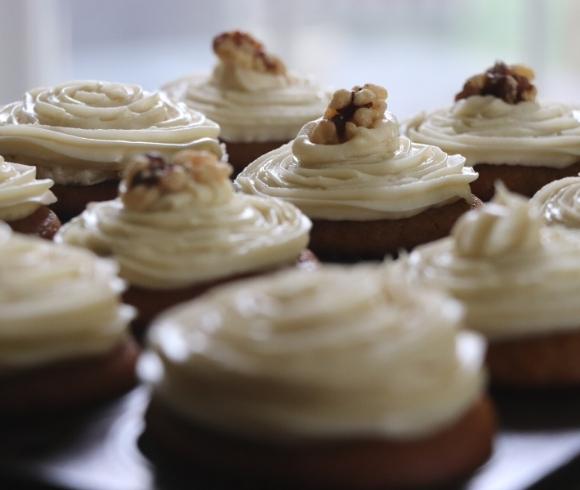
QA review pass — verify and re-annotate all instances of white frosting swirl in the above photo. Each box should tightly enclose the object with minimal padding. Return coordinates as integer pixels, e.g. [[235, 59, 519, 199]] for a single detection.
[[56, 177, 311, 289], [236, 116, 477, 220], [530, 175, 580, 229], [399, 188, 580, 340], [406, 96, 580, 167], [0, 225, 134, 370], [0, 158, 56, 221], [0, 81, 223, 185], [162, 66, 330, 143], [140, 265, 485, 441]]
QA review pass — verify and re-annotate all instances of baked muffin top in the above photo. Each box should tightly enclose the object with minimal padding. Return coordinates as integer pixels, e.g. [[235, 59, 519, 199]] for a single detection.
[[56, 150, 311, 289]]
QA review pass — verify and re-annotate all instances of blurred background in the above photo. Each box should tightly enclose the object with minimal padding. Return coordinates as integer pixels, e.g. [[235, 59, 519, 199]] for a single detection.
[[0, 0, 579, 118]]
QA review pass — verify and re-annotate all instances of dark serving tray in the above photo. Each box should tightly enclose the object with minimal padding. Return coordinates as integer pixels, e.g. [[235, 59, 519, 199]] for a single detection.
[[3, 387, 580, 490]]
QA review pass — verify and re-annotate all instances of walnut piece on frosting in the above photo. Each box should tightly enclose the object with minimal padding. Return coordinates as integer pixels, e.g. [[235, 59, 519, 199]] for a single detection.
[[212, 31, 286, 75], [310, 84, 388, 144], [455, 62, 537, 104], [121, 151, 232, 212]]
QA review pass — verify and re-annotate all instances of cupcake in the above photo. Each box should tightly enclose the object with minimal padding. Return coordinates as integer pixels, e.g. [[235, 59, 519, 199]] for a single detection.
[[0, 80, 223, 220], [140, 265, 494, 489], [163, 31, 330, 173], [0, 156, 60, 239], [56, 150, 314, 334], [398, 183, 580, 387], [530, 174, 580, 230], [406, 62, 580, 201], [0, 224, 137, 416], [237, 83, 479, 261]]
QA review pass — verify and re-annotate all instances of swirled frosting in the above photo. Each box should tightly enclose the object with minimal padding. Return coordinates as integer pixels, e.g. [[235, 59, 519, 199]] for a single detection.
[[163, 69, 330, 143], [0, 157, 56, 221], [530, 175, 580, 229], [406, 96, 580, 167], [56, 155, 311, 290], [0, 224, 134, 370], [140, 265, 485, 440], [236, 116, 478, 220], [399, 186, 580, 340], [0, 81, 223, 185]]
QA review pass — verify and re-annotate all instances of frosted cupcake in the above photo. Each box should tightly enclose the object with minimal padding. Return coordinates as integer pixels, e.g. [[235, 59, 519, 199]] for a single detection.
[[398, 184, 580, 387], [140, 265, 494, 489], [0, 156, 60, 239], [0, 224, 137, 416], [237, 83, 479, 261], [163, 31, 330, 173], [56, 150, 314, 334], [531, 174, 580, 230], [407, 62, 580, 201], [0, 80, 223, 220]]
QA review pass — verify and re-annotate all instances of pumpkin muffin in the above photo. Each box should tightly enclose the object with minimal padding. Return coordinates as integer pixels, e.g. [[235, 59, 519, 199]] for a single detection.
[[237, 83, 479, 261], [0, 80, 223, 220], [0, 224, 137, 416], [140, 265, 494, 489], [56, 150, 314, 335], [406, 62, 580, 201], [398, 183, 580, 388], [163, 31, 330, 173], [0, 156, 60, 239]]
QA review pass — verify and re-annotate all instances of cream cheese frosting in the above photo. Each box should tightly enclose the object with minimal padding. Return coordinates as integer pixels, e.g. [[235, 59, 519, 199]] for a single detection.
[[139, 265, 485, 441], [530, 174, 580, 228], [398, 185, 580, 340], [163, 68, 330, 144], [0, 81, 223, 185], [56, 152, 311, 290], [236, 116, 478, 221], [0, 224, 134, 371], [0, 157, 56, 221], [406, 96, 580, 167]]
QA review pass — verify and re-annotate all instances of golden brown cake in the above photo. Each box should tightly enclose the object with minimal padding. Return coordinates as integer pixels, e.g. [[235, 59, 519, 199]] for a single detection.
[[140, 265, 494, 488]]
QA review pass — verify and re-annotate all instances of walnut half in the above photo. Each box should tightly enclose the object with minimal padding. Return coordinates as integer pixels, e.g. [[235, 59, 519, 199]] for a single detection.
[[455, 62, 537, 104], [121, 151, 231, 212], [310, 84, 388, 145], [212, 31, 286, 75]]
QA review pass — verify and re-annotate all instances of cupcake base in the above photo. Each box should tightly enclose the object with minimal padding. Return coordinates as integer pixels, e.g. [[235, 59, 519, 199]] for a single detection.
[[0, 338, 139, 416], [310, 198, 480, 262], [470, 161, 580, 201], [50, 179, 119, 222], [124, 250, 318, 338], [8, 206, 61, 240], [224, 140, 288, 175], [143, 395, 495, 490], [487, 329, 580, 388]]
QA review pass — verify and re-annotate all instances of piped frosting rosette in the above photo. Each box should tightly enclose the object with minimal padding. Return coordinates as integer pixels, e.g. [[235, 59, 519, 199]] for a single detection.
[[399, 184, 580, 340], [236, 84, 477, 221], [139, 265, 485, 441], [56, 151, 311, 290], [0, 156, 56, 221], [406, 63, 580, 167], [0, 81, 223, 185], [162, 31, 330, 143], [0, 224, 134, 370], [530, 174, 580, 229]]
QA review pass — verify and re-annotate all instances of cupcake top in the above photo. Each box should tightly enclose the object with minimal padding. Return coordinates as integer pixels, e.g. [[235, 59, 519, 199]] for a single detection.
[[530, 174, 580, 229], [0, 224, 134, 371], [140, 265, 485, 441], [236, 83, 477, 221], [162, 31, 330, 143], [0, 156, 56, 221], [406, 62, 580, 167], [56, 150, 311, 290], [398, 184, 580, 340], [0, 80, 223, 185]]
